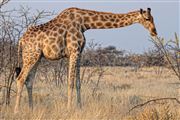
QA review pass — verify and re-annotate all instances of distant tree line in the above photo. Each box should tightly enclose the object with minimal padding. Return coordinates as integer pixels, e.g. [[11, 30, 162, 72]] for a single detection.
[[81, 42, 166, 67]]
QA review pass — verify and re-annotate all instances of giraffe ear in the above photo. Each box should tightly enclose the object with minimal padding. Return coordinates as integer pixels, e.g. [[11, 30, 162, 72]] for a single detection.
[[147, 8, 151, 18], [140, 8, 143, 14]]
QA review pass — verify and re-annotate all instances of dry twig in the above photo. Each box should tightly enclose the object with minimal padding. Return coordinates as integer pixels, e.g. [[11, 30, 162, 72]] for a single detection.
[[128, 97, 180, 114]]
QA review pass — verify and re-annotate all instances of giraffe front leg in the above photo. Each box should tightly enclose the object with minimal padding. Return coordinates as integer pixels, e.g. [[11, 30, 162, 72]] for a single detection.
[[76, 56, 81, 108], [67, 53, 79, 110]]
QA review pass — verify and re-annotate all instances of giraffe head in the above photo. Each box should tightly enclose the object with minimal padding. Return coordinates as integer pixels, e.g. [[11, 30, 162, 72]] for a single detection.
[[138, 8, 157, 36]]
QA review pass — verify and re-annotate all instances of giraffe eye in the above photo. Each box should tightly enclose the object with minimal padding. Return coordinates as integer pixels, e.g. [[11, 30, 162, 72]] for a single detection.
[[145, 18, 150, 21], [144, 16, 151, 21]]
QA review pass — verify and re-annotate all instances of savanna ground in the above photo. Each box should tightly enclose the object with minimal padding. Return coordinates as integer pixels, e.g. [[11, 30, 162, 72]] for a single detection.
[[0, 66, 180, 119]]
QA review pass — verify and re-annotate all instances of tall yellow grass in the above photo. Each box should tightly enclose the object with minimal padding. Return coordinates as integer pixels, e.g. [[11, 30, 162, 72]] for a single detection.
[[0, 67, 179, 119]]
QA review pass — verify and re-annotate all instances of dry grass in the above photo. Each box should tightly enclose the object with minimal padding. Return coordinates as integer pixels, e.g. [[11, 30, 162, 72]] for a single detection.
[[0, 66, 180, 119]]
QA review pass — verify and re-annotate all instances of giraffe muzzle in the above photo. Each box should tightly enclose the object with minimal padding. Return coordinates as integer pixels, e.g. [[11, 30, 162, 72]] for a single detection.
[[151, 28, 157, 36]]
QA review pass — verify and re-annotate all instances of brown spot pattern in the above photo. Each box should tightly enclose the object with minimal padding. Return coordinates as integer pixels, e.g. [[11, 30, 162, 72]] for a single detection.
[[76, 32, 82, 39], [96, 22, 103, 27], [84, 16, 90, 22], [105, 22, 112, 27], [70, 28, 76, 34], [92, 15, 99, 21], [58, 29, 64, 34], [52, 44, 58, 52]]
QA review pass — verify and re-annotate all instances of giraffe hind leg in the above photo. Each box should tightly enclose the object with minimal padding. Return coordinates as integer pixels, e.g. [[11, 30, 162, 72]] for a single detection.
[[14, 50, 41, 114], [25, 60, 40, 110], [14, 64, 34, 113]]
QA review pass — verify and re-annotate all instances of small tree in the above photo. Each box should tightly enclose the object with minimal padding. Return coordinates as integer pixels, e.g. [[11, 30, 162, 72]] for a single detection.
[[0, 3, 54, 105], [151, 33, 180, 80]]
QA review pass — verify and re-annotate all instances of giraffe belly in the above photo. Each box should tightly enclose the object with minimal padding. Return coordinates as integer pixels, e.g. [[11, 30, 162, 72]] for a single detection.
[[42, 47, 66, 60]]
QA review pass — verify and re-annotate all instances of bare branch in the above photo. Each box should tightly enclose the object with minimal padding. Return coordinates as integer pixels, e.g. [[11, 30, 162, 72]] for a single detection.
[[128, 97, 180, 113], [0, 4, 55, 105], [0, 0, 9, 8]]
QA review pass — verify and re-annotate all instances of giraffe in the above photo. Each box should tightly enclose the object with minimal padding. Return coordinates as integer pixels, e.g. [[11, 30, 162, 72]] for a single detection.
[[14, 7, 157, 113]]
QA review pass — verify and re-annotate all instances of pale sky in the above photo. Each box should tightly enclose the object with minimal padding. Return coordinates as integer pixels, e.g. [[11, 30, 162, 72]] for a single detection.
[[2, 0, 179, 53]]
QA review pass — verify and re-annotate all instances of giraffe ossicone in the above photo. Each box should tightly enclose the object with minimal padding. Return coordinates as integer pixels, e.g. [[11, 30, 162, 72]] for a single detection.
[[14, 7, 157, 113]]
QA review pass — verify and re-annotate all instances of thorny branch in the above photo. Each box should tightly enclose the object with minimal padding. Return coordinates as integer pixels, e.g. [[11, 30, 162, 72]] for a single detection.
[[151, 34, 180, 80], [128, 97, 180, 114]]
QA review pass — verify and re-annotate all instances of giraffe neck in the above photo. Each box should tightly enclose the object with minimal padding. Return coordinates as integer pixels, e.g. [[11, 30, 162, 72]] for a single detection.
[[44, 8, 140, 32], [81, 9, 140, 31]]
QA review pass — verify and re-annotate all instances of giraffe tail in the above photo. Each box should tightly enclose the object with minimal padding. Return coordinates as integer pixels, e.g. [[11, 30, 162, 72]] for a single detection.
[[15, 40, 22, 78]]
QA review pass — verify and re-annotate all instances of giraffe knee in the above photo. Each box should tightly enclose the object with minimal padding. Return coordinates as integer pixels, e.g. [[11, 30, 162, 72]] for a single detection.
[[16, 80, 25, 95], [16, 80, 23, 87]]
